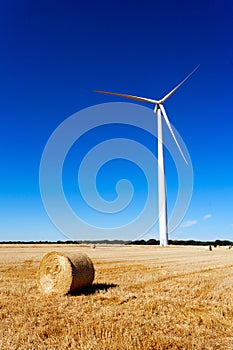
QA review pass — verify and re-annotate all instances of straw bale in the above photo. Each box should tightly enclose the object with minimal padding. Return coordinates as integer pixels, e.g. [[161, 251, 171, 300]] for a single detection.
[[38, 251, 94, 295]]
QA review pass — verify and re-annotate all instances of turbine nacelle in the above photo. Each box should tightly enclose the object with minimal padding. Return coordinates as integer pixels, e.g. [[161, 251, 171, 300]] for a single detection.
[[154, 104, 162, 114]]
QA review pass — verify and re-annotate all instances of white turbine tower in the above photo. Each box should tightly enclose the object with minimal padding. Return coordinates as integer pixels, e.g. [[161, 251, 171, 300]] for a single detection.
[[94, 65, 199, 246]]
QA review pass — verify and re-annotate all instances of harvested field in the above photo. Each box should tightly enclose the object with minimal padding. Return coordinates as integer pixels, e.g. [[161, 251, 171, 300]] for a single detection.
[[0, 244, 233, 349]]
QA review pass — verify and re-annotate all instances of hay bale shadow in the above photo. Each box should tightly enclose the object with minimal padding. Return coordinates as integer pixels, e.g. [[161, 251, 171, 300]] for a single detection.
[[69, 283, 118, 296]]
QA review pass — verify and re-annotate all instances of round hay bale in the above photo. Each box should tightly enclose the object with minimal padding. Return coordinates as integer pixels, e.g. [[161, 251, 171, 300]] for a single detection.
[[38, 251, 94, 295]]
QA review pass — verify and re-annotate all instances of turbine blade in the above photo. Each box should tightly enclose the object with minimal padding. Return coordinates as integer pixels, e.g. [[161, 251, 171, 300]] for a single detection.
[[159, 104, 188, 164], [93, 90, 159, 105], [160, 65, 200, 103]]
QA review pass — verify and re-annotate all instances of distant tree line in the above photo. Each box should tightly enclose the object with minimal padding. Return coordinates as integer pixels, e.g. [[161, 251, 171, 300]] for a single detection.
[[129, 239, 233, 246], [0, 239, 232, 246], [0, 240, 78, 244], [0, 239, 130, 245]]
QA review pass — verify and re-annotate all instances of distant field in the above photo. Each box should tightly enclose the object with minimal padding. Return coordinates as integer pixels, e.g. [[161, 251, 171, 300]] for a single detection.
[[0, 244, 233, 349]]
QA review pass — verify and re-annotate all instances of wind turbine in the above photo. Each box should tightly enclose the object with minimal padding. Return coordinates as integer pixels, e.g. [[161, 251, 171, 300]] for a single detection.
[[93, 65, 199, 246]]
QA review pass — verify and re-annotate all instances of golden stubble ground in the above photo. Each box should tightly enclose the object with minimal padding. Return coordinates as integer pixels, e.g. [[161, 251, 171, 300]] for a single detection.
[[0, 244, 233, 350]]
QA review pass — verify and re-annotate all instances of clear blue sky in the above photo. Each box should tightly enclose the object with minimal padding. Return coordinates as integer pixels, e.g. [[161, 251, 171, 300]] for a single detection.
[[0, 0, 232, 242]]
